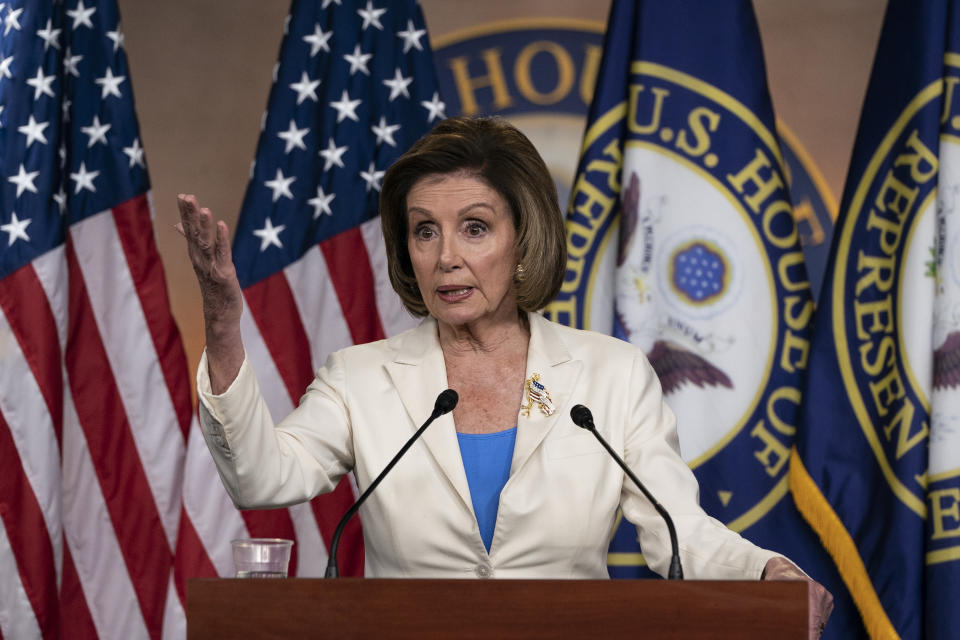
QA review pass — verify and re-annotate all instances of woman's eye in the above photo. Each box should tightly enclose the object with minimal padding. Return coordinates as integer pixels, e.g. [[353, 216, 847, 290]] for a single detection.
[[414, 225, 435, 240], [465, 222, 487, 236]]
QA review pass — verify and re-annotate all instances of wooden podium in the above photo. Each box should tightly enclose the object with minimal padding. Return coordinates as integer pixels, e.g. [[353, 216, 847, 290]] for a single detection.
[[187, 578, 807, 638]]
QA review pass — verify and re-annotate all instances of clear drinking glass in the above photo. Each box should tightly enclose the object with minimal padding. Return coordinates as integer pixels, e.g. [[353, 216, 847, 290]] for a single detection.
[[231, 538, 294, 578]]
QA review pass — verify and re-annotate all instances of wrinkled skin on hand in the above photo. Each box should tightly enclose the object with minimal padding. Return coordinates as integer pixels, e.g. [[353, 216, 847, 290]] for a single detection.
[[762, 556, 834, 639], [175, 194, 245, 393]]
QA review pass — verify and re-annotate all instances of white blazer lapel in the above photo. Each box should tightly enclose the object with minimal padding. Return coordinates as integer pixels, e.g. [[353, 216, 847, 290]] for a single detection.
[[511, 313, 583, 476], [384, 318, 474, 514]]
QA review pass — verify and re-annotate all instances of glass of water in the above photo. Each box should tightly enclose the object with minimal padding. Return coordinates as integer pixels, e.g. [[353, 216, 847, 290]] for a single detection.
[[231, 538, 294, 578]]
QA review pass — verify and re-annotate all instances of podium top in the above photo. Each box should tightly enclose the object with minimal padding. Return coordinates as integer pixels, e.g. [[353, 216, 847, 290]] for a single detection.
[[187, 578, 807, 639]]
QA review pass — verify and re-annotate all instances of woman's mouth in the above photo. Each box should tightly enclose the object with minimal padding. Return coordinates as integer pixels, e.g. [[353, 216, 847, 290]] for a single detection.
[[436, 286, 473, 301]]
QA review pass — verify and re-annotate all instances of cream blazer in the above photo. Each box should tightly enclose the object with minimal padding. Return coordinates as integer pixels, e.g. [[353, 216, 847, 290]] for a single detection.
[[198, 312, 779, 579]]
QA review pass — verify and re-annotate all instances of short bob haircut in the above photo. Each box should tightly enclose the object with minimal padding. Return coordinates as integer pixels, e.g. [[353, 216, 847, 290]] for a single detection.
[[380, 116, 567, 317]]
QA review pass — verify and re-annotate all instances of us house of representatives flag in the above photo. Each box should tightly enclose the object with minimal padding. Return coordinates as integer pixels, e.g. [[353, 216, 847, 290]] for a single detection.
[[544, 1, 864, 636], [175, 0, 443, 583], [0, 1, 195, 637], [791, 1, 960, 638]]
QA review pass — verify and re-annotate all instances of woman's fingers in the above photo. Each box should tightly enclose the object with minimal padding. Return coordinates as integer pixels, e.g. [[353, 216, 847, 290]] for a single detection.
[[214, 219, 232, 270], [178, 194, 226, 279], [762, 557, 832, 639], [810, 584, 834, 639], [178, 195, 215, 257]]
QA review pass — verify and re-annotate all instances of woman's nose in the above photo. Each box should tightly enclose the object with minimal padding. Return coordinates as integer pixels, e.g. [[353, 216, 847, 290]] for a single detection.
[[438, 235, 463, 271]]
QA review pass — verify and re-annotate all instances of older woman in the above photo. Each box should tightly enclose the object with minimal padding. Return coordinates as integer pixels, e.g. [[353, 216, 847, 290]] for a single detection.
[[178, 116, 831, 636]]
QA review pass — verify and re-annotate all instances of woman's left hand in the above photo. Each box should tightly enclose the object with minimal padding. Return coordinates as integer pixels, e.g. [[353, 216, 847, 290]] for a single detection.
[[762, 556, 833, 639]]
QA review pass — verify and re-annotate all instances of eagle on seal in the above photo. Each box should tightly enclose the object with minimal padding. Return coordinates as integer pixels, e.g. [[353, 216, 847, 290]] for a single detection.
[[934, 331, 960, 389], [615, 171, 733, 395], [647, 340, 734, 395]]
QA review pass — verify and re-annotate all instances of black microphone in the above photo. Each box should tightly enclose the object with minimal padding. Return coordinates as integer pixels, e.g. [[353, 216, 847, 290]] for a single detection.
[[324, 389, 458, 578], [570, 404, 683, 580]]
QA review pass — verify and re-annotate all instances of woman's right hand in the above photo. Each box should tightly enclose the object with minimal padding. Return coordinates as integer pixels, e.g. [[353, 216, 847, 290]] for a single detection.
[[176, 194, 245, 393]]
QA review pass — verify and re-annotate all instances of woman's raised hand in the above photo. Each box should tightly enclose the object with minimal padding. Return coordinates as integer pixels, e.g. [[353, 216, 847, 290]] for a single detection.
[[176, 194, 245, 393]]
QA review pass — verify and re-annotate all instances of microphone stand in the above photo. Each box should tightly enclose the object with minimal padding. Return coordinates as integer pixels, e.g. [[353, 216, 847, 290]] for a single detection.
[[571, 404, 683, 580], [324, 389, 458, 578]]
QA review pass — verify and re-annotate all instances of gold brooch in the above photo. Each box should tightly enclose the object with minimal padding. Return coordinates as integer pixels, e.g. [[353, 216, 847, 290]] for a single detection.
[[521, 373, 555, 417]]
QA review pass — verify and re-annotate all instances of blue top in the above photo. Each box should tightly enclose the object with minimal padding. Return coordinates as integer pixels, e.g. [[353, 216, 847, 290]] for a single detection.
[[456, 427, 517, 553]]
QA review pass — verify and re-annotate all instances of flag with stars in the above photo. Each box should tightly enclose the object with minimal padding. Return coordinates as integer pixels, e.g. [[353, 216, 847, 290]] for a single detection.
[[175, 0, 443, 582], [0, 1, 193, 638]]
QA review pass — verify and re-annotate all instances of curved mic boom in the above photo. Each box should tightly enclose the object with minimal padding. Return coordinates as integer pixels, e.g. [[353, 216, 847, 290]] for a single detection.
[[324, 389, 458, 578], [570, 404, 683, 580]]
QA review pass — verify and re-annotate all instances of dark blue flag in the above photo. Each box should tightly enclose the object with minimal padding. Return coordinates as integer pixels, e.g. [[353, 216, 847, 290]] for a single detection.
[[544, 1, 864, 636], [793, 1, 960, 638]]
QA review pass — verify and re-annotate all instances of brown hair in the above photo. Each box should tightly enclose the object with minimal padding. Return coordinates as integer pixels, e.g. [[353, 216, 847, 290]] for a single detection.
[[380, 116, 566, 317]]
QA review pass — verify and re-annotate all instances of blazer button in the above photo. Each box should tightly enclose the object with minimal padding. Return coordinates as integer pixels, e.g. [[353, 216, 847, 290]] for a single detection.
[[475, 564, 492, 578]]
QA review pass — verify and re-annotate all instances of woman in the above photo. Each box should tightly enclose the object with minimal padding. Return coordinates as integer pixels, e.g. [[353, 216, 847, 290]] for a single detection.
[[178, 116, 832, 636]]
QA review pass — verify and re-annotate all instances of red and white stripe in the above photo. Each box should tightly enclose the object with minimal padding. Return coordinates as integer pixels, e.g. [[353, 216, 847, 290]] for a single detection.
[[176, 215, 418, 583], [0, 193, 190, 639]]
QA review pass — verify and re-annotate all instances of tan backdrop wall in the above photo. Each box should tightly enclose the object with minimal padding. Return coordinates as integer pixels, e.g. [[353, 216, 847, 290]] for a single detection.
[[117, 0, 886, 382]]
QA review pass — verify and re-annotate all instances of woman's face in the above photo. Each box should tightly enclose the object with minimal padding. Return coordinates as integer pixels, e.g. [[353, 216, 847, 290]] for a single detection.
[[406, 172, 519, 329]]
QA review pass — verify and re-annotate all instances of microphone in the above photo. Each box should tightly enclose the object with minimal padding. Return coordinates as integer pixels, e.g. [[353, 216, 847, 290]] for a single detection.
[[570, 404, 683, 580], [324, 389, 458, 578]]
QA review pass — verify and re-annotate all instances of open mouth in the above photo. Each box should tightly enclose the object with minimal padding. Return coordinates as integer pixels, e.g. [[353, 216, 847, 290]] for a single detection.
[[436, 286, 473, 301]]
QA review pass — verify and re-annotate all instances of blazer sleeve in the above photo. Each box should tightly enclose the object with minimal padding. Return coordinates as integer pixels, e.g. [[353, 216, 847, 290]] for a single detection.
[[617, 350, 781, 579], [196, 348, 355, 509]]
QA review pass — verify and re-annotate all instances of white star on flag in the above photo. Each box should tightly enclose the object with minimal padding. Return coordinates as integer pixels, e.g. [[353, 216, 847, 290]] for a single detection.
[[289, 71, 321, 105], [26, 67, 56, 100], [383, 68, 413, 101], [253, 217, 286, 251], [319, 138, 348, 171], [303, 24, 332, 57], [124, 137, 146, 168], [8, 163, 39, 197], [371, 116, 400, 147], [322, 0, 342, 8], [53, 187, 67, 214], [81, 115, 111, 147], [107, 26, 125, 52], [18, 115, 49, 147], [36, 19, 61, 51], [358, 1, 387, 31], [0, 54, 13, 79], [0, 212, 30, 246], [330, 90, 361, 123], [396, 19, 426, 53], [64, 49, 82, 77], [70, 161, 99, 193], [308, 185, 335, 218], [343, 44, 373, 76], [67, 0, 97, 30], [359, 161, 385, 192], [95, 67, 125, 99], [421, 91, 446, 122], [264, 168, 296, 202], [3, 6, 22, 36], [277, 120, 309, 153]]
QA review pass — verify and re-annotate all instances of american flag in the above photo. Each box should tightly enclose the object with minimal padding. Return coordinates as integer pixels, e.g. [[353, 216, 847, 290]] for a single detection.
[[175, 0, 443, 584], [0, 1, 192, 638]]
